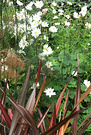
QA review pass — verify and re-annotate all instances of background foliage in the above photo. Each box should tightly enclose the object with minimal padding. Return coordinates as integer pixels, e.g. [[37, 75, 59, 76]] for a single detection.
[[0, 0, 91, 134]]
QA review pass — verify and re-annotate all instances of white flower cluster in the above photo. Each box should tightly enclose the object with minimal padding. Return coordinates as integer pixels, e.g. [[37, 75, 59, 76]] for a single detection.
[[9, 0, 58, 56], [73, 5, 87, 19], [38, 44, 53, 68]]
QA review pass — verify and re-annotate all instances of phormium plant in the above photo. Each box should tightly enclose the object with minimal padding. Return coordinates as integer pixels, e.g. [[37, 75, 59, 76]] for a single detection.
[[0, 59, 91, 135]]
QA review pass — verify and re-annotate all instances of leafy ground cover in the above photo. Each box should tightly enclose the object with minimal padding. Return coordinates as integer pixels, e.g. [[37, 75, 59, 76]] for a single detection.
[[0, 0, 91, 134]]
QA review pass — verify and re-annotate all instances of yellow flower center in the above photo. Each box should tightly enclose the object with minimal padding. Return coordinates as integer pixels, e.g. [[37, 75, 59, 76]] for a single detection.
[[49, 91, 51, 93], [22, 42, 25, 45], [35, 31, 38, 34]]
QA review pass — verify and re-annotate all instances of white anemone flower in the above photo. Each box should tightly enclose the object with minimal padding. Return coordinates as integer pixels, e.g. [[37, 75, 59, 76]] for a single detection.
[[33, 14, 41, 22], [31, 82, 39, 89], [19, 38, 29, 49], [8, 2, 13, 6], [27, 15, 32, 24], [80, 6, 87, 16], [25, 2, 33, 10], [31, 28, 41, 38], [30, 39, 34, 45], [45, 61, 52, 68], [44, 35, 49, 41], [43, 44, 53, 56], [53, 16, 58, 19], [49, 26, 58, 32], [58, 9, 64, 15], [38, 53, 45, 60], [1, 65, 8, 72], [73, 12, 80, 18], [42, 21, 49, 27], [34, 1, 44, 9], [65, 21, 70, 26], [44, 88, 56, 98], [65, 15, 70, 19], [52, 2, 57, 6], [1, 58, 4, 62], [20, 23, 27, 33], [72, 71, 77, 76], [16, 12, 22, 20], [17, 0, 23, 6], [55, 23, 60, 25], [37, 11, 42, 16], [27, 25, 31, 31], [85, 22, 91, 29], [17, 50, 26, 55], [53, 9, 56, 14], [67, 1, 72, 5], [31, 21, 39, 29], [84, 80, 90, 88], [20, 9, 27, 20]]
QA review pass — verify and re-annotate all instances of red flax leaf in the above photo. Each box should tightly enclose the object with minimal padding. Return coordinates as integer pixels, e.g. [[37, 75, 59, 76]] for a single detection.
[[37, 107, 46, 133], [25, 88, 36, 114], [0, 102, 11, 127], [9, 66, 30, 135], [65, 76, 80, 134], [59, 92, 69, 135], [36, 59, 42, 85], [17, 85, 37, 134], [41, 106, 91, 135], [24, 126, 29, 135], [7, 88, 16, 103], [77, 118, 91, 135], [8, 97, 39, 135], [65, 96, 75, 115], [53, 103, 56, 135], [48, 70, 77, 129], [33, 76, 46, 113], [72, 76, 80, 134], [8, 109, 13, 120], [65, 85, 91, 133], [41, 111, 80, 135], [76, 112, 91, 133], [37, 104, 52, 128], [73, 85, 91, 111], [0, 77, 8, 105], [18, 65, 30, 106], [53, 103, 56, 127]]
